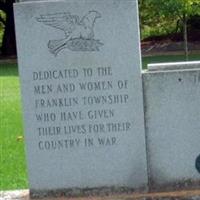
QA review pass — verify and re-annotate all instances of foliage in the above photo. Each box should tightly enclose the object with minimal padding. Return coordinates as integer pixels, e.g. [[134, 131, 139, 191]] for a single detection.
[[139, 0, 200, 60], [0, 10, 6, 47], [148, 0, 200, 34], [139, 0, 200, 40], [141, 18, 177, 40], [139, 0, 177, 39], [152, 0, 200, 18], [0, 0, 16, 56]]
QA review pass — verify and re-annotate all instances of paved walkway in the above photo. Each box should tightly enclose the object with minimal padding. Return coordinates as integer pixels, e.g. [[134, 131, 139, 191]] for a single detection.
[[1, 189, 200, 200], [141, 41, 200, 56]]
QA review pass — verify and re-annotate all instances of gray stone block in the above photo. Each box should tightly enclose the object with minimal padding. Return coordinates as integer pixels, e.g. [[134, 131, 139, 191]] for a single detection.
[[14, 0, 147, 196], [143, 65, 200, 191]]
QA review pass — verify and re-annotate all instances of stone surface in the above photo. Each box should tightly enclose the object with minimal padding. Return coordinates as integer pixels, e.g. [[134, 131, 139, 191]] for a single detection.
[[143, 66, 200, 191], [148, 61, 200, 71], [14, 0, 147, 195]]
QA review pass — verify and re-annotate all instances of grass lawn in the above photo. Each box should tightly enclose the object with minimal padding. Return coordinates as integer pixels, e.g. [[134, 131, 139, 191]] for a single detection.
[[0, 54, 200, 190], [0, 64, 28, 190]]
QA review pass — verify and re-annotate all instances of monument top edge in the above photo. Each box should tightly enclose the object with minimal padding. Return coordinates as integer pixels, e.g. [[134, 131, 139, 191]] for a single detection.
[[147, 61, 200, 72], [16, 0, 138, 4]]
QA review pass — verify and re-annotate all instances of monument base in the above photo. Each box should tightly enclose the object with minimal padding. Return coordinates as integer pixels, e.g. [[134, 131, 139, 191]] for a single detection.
[[2, 189, 200, 200], [149, 179, 200, 193], [30, 186, 147, 199]]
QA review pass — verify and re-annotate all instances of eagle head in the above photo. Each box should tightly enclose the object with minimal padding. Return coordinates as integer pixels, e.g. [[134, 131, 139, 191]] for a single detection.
[[88, 10, 101, 19]]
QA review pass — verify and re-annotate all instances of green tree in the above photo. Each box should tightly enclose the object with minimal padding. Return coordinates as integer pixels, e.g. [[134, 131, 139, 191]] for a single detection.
[[0, 10, 6, 46], [149, 0, 200, 60], [0, 0, 16, 56]]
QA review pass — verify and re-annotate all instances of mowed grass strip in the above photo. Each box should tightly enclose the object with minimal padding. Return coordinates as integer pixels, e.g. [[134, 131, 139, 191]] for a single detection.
[[0, 64, 28, 190], [0, 54, 200, 190]]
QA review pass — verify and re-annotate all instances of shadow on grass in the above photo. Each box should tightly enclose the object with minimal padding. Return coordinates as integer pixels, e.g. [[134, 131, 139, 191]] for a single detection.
[[0, 63, 18, 76]]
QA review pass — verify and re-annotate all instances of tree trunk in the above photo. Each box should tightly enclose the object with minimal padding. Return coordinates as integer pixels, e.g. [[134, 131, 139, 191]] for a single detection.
[[183, 14, 189, 61], [1, 0, 16, 56]]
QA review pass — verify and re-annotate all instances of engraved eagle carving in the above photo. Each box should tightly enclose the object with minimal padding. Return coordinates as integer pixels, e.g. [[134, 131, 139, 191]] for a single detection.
[[37, 10, 103, 56]]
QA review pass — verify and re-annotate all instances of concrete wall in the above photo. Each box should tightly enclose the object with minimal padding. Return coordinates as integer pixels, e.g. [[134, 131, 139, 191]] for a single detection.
[[143, 62, 200, 191]]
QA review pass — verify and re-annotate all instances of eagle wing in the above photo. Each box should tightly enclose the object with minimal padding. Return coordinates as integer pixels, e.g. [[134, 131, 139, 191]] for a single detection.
[[37, 12, 79, 36]]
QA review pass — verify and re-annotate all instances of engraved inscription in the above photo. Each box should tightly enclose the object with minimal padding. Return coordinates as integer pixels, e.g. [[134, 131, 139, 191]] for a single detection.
[[31, 66, 132, 151], [37, 11, 103, 56]]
